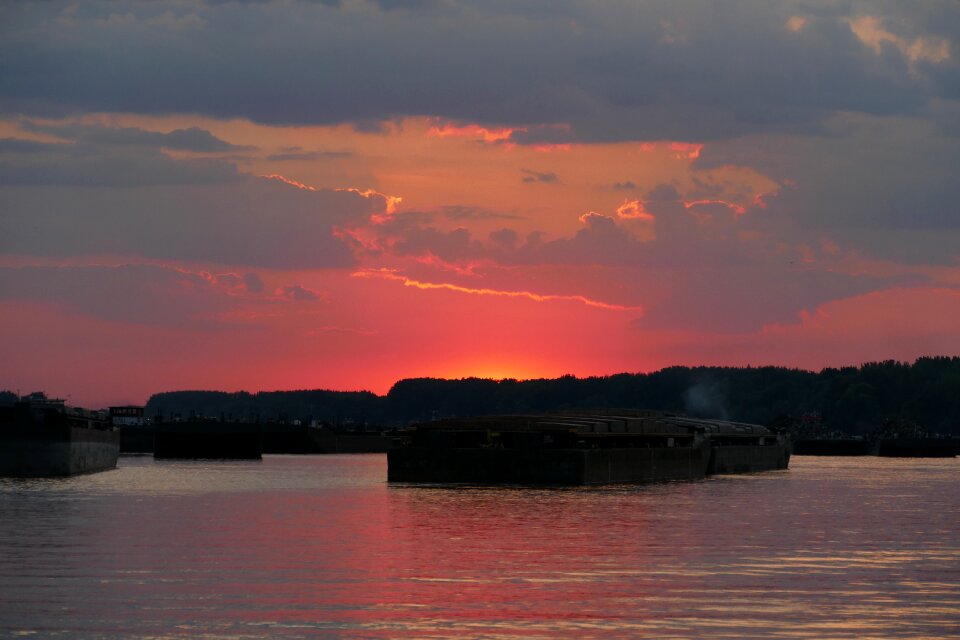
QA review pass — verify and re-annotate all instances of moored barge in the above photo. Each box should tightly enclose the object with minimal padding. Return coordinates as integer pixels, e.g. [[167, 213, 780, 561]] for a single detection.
[[0, 395, 120, 477], [388, 410, 789, 485]]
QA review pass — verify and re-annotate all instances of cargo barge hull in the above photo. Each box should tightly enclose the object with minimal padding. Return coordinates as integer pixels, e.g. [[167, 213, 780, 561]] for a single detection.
[[389, 410, 789, 486], [389, 443, 711, 485], [1, 428, 120, 476], [1, 400, 120, 477]]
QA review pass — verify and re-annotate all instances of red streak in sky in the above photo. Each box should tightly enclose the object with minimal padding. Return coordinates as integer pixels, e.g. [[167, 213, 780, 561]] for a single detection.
[[260, 173, 402, 215], [353, 268, 642, 312], [261, 173, 318, 191]]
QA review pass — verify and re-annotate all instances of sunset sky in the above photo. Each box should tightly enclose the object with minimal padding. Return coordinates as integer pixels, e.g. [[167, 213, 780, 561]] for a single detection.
[[1, 1, 959, 407]]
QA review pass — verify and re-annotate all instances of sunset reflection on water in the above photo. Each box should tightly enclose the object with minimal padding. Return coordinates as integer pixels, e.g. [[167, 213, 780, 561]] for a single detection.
[[1, 456, 957, 638]]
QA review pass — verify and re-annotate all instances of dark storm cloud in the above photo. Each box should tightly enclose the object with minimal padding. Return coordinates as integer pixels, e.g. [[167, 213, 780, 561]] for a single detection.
[[265, 149, 351, 161], [0, 137, 65, 153], [369, 0, 442, 11], [0, 123, 254, 186], [0, 141, 241, 187], [691, 113, 960, 263], [1, 1, 956, 140], [0, 176, 384, 268], [21, 122, 255, 152]]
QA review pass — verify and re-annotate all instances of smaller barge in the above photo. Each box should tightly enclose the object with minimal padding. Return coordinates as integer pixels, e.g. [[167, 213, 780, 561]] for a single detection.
[[0, 394, 120, 477], [388, 410, 789, 485]]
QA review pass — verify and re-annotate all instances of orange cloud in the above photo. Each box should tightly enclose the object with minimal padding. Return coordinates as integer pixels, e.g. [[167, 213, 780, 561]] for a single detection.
[[354, 189, 403, 220], [352, 268, 642, 312], [847, 16, 950, 65], [532, 144, 573, 153], [427, 122, 521, 143], [670, 142, 702, 159], [786, 16, 808, 32], [578, 211, 608, 224], [616, 199, 655, 221]]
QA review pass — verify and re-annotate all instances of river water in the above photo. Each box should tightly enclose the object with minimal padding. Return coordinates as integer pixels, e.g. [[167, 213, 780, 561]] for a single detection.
[[0, 455, 957, 639]]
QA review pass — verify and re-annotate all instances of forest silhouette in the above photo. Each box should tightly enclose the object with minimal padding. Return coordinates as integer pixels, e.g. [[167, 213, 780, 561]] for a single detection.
[[134, 357, 960, 435]]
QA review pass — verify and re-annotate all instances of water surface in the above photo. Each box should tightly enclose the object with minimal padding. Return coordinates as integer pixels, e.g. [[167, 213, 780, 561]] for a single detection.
[[1, 455, 957, 638]]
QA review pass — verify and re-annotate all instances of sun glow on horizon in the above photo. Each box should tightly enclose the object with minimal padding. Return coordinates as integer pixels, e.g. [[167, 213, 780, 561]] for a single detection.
[[431, 358, 570, 385]]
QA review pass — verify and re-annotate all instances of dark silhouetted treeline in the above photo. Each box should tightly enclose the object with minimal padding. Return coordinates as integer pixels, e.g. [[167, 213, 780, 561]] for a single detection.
[[145, 389, 382, 427], [141, 357, 960, 435]]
